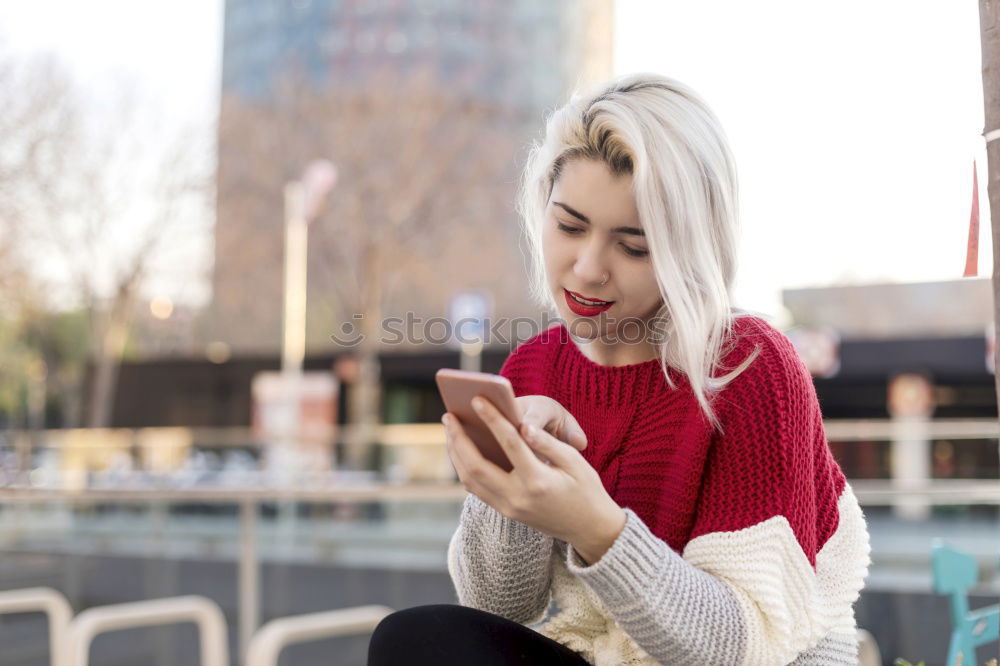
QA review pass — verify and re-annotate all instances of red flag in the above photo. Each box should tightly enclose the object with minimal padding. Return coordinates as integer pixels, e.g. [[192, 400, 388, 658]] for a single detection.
[[963, 161, 979, 277]]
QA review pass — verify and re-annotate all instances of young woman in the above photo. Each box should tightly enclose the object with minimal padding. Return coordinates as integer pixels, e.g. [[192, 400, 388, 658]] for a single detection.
[[367, 73, 871, 666]]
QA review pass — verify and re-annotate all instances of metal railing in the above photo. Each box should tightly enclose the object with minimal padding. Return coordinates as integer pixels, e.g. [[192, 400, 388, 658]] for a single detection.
[[245, 605, 392, 666], [0, 484, 463, 662], [851, 479, 1000, 506], [0, 584, 391, 666], [65, 595, 228, 666], [0, 417, 997, 664], [0, 587, 72, 666], [824, 418, 1000, 441]]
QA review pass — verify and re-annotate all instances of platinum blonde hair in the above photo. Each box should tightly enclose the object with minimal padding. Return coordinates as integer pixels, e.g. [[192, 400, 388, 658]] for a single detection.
[[517, 72, 761, 433]]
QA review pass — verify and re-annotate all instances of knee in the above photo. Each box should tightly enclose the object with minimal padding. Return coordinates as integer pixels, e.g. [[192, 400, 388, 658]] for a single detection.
[[370, 604, 461, 650]]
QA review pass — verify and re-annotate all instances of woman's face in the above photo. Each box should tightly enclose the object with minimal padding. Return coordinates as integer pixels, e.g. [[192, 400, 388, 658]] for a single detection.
[[542, 158, 663, 342]]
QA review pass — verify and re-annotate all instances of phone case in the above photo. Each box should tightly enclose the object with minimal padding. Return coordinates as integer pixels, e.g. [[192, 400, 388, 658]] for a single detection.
[[435, 368, 521, 472]]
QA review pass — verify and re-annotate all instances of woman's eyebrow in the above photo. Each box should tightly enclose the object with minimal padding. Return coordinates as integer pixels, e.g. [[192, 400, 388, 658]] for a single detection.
[[552, 201, 645, 237]]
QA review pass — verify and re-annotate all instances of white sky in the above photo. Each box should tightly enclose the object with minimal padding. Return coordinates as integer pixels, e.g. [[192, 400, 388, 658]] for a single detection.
[[615, 1, 991, 322], [0, 0, 990, 321], [0, 0, 223, 130], [0, 0, 224, 308]]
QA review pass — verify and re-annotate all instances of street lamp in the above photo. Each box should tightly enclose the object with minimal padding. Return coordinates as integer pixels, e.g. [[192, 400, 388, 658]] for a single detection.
[[282, 159, 338, 377], [277, 159, 338, 476], [238, 160, 338, 666]]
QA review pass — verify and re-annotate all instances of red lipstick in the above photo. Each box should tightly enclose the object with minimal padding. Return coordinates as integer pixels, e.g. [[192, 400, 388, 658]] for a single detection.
[[564, 289, 614, 317]]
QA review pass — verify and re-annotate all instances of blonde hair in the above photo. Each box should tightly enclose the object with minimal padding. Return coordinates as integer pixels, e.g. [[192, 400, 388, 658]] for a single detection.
[[517, 72, 761, 433]]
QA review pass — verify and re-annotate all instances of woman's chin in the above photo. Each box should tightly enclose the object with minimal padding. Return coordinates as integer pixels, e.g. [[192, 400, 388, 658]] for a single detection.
[[562, 313, 613, 338]]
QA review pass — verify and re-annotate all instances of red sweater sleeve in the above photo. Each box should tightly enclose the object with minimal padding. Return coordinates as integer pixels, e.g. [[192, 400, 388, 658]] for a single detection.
[[689, 322, 844, 565], [680, 321, 871, 663]]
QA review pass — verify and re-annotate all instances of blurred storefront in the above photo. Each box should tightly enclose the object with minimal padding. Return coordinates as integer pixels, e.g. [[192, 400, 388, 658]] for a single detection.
[[99, 279, 999, 481]]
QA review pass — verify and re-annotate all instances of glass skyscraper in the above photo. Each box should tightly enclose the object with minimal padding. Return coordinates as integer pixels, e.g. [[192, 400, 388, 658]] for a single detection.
[[211, 0, 613, 353]]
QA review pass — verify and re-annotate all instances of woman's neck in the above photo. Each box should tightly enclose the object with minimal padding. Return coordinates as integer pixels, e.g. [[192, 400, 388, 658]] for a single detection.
[[575, 335, 659, 367]]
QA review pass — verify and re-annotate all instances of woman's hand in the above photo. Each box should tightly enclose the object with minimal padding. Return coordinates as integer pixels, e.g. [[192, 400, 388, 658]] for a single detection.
[[443, 396, 626, 566], [515, 395, 588, 452]]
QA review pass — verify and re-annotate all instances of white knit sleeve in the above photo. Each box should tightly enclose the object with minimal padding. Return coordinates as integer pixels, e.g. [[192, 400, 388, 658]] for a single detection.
[[447, 493, 556, 625], [564, 486, 870, 666]]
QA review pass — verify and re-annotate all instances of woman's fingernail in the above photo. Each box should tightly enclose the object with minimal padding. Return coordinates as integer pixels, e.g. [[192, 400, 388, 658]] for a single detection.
[[472, 398, 484, 411]]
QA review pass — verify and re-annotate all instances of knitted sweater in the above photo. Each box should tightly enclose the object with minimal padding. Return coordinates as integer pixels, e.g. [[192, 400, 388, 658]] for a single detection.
[[446, 315, 872, 666]]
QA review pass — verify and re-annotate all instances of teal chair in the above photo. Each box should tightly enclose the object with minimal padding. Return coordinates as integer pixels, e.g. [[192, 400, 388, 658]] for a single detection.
[[930, 540, 999, 666]]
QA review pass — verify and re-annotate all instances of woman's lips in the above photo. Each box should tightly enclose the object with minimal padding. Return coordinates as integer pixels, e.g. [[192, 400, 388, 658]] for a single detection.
[[564, 289, 614, 316]]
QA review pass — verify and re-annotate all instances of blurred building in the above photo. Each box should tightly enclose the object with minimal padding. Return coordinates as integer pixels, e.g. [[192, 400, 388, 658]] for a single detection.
[[783, 278, 994, 422], [210, 0, 614, 355], [221, 0, 613, 111], [128, 298, 204, 358], [120, 273, 998, 427], [782, 278, 997, 484], [783, 277, 991, 339]]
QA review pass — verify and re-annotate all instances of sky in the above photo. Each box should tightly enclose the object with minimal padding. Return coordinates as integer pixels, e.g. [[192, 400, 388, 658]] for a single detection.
[[0, 0, 990, 322], [0, 0, 224, 309], [0, 0, 223, 132], [615, 1, 990, 323]]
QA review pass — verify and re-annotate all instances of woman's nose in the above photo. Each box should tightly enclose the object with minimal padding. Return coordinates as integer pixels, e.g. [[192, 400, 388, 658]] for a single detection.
[[573, 242, 609, 287]]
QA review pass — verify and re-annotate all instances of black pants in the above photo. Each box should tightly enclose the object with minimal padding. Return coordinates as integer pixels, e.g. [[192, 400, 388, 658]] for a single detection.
[[367, 604, 591, 665]]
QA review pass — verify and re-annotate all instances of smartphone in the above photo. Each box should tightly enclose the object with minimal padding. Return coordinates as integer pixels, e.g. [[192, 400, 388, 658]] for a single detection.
[[435, 368, 522, 472]]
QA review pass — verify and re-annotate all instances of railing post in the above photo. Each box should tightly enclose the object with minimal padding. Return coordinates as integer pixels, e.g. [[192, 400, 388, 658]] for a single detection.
[[239, 496, 260, 663], [0, 587, 72, 666], [246, 604, 393, 666], [65, 595, 228, 666]]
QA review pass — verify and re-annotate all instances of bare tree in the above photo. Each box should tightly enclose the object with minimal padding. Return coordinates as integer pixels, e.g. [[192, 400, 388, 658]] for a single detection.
[[215, 61, 526, 469], [0, 49, 79, 434], [0, 46, 214, 429], [0, 51, 76, 304], [49, 118, 211, 428]]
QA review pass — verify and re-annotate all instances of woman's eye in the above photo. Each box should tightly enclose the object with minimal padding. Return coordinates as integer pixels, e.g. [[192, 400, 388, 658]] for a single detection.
[[557, 221, 647, 257], [556, 222, 583, 235], [622, 244, 649, 258]]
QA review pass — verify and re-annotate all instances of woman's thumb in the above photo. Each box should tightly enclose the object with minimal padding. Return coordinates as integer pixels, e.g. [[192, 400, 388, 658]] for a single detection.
[[562, 416, 587, 451]]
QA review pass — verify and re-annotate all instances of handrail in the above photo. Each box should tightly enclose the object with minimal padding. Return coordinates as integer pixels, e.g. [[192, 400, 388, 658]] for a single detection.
[[65, 595, 228, 666], [2, 481, 999, 505], [825, 418, 1000, 441], [5, 417, 998, 447], [0, 587, 72, 666], [245, 604, 393, 666], [851, 480, 1000, 505], [0, 484, 467, 503]]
